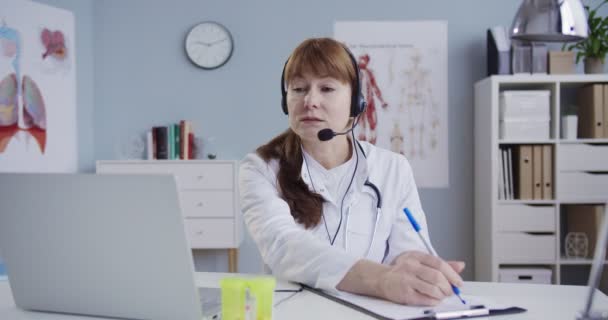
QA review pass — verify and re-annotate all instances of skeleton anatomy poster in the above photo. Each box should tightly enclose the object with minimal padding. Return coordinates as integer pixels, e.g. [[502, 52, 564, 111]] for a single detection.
[[0, 0, 76, 172], [334, 21, 448, 188]]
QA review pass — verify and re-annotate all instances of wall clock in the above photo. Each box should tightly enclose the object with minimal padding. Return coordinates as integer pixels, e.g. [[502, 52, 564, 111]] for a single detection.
[[185, 21, 234, 69]]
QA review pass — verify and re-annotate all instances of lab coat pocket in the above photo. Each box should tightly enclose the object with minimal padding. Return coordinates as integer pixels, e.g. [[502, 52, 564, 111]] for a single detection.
[[345, 200, 376, 258], [346, 227, 373, 258], [348, 204, 393, 262]]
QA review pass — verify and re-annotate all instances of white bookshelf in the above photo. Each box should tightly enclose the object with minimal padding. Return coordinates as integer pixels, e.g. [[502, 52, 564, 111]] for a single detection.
[[474, 74, 608, 285]]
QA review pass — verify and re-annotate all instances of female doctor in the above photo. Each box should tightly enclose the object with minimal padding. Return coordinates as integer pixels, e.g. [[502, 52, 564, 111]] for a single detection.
[[239, 38, 464, 306]]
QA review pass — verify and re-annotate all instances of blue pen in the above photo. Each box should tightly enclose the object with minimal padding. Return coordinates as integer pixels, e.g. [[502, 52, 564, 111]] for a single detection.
[[403, 208, 466, 305]]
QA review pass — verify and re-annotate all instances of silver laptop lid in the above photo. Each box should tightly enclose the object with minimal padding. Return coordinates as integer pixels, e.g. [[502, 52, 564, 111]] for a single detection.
[[0, 173, 203, 320], [580, 203, 608, 319]]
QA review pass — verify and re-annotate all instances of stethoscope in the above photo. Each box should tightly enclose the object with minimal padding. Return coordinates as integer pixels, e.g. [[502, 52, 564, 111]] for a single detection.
[[304, 140, 383, 258]]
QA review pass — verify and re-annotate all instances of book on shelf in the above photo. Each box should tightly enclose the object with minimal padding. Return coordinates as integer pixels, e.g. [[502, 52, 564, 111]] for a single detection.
[[146, 120, 197, 160], [499, 147, 505, 200], [507, 148, 515, 200], [498, 146, 515, 200], [152, 126, 168, 160]]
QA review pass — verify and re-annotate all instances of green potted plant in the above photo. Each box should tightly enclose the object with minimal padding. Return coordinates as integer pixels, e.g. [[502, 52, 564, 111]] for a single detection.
[[564, 0, 608, 73]]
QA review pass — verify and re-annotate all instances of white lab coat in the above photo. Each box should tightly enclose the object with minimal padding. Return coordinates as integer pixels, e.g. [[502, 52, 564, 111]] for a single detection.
[[239, 140, 432, 293]]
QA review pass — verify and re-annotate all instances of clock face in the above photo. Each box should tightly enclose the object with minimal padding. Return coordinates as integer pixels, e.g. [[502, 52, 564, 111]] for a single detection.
[[185, 22, 233, 69]]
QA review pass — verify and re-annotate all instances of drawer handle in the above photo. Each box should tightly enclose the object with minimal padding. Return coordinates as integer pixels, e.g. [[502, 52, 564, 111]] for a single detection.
[[196, 175, 205, 180], [197, 202, 204, 207], [196, 230, 204, 236]]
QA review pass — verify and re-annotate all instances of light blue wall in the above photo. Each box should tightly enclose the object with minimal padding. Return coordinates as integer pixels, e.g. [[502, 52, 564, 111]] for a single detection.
[[33, 0, 551, 279]]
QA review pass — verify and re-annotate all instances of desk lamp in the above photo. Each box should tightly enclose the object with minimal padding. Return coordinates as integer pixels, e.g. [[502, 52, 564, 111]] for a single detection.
[[511, 0, 588, 42]]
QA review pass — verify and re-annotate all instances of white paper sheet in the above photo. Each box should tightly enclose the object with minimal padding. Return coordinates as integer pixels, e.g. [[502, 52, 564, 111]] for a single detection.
[[333, 291, 509, 320]]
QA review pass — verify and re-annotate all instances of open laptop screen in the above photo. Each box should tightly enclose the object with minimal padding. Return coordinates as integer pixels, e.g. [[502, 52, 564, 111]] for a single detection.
[[0, 173, 204, 320]]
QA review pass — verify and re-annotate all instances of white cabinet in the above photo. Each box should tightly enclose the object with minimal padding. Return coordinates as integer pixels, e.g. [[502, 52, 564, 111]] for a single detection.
[[474, 75, 608, 285], [96, 160, 242, 272]]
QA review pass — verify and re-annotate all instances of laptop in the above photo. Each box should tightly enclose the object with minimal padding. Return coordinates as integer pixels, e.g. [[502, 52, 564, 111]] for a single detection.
[[580, 203, 608, 319], [0, 173, 220, 320]]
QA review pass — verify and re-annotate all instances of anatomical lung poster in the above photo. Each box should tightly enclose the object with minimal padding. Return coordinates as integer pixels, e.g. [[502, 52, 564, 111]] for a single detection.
[[335, 21, 448, 188], [0, 0, 76, 172]]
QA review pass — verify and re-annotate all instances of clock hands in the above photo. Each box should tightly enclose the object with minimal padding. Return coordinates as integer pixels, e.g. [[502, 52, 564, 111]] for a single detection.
[[208, 37, 228, 46], [192, 38, 228, 47]]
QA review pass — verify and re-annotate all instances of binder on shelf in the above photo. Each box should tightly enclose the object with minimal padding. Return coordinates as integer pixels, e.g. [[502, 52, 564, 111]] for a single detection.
[[604, 84, 608, 138], [541, 145, 553, 200], [514, 145, 533, 200], [512, 42, 532, 74], [531, 43, 548, 74], [487, 26, 511, 76], [532, 146, 543, 200], [577, 84, 604, 138]]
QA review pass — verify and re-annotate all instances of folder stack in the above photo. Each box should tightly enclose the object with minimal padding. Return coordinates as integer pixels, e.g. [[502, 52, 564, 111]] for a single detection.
[[577, 84, 608, 139], [499, 91, 551, 140], [511, 144, 553, 200]]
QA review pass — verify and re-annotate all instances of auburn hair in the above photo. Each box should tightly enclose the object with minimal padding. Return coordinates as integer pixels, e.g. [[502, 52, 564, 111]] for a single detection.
[[257, 38, 357, 228]]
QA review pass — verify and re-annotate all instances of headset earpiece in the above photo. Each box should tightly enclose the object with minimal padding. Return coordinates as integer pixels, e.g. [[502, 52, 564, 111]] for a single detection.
[[343, 45, 366, 118], [280, 59, 289, 114]]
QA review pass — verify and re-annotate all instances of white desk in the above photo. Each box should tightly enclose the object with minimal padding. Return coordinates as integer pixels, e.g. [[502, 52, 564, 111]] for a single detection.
[[0, 273, 607, 319]]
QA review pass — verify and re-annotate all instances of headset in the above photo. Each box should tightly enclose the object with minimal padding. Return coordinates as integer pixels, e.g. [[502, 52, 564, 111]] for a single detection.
[[280, 43, 366, 118]]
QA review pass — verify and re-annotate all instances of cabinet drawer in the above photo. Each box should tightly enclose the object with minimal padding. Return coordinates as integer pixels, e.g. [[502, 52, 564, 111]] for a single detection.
[[496, 233, 556, 262], [173, 164, 234, 190], [558, 144, 608, 171], [496, 205, 555, 232], [97, 162, 235, 190], [498, 268, 552, 284], [557, 172, 608, 199], [180, 190, 234, 218], [97, 163, 170, 175], [184, 219, 235, 249]]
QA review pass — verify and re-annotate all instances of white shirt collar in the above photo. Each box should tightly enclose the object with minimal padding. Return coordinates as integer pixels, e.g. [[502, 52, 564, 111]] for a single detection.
[[300, 138, 369, 195]]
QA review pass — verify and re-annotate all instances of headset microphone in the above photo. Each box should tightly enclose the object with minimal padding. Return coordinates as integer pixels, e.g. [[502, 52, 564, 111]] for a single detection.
[[317, 127, 355, 142]]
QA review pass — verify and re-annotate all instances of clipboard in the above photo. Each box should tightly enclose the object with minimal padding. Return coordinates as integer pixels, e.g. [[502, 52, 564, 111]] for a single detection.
[[301, 285, 527, 320]]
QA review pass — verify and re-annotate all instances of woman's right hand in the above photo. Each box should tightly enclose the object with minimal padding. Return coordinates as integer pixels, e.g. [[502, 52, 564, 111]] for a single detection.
[[378, 251, 465, 306]]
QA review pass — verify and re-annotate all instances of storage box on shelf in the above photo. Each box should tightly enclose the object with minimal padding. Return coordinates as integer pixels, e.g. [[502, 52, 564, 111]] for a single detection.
[[96, 160, 242, 272], [474, 75, 608, 286], [499, 90, 551, 140], [499, 267, 552, 284]]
